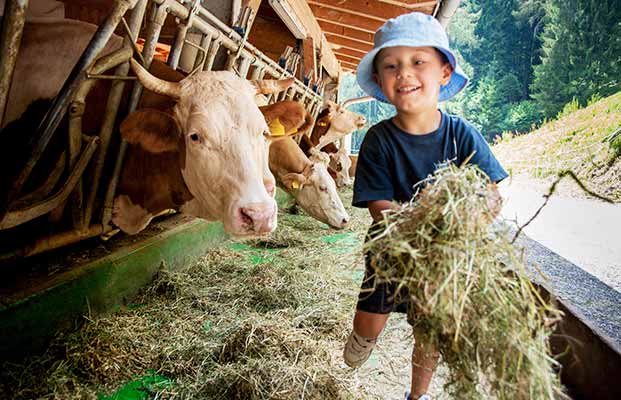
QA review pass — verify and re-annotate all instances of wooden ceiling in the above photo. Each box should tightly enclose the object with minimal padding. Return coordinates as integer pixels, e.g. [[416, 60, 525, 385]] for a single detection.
[[308, 0, 440, 73]]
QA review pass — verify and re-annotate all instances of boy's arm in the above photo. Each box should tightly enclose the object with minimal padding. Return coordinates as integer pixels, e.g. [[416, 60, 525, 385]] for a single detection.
[[368, 200, 397, 222]]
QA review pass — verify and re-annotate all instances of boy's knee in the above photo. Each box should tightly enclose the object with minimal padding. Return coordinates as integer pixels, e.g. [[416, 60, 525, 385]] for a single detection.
[[353, 310, 390, 338]]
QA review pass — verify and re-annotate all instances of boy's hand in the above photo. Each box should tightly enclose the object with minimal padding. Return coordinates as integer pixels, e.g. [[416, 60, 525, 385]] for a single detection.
[[368, 200, 397, 222], [486, 183, 503, 219]]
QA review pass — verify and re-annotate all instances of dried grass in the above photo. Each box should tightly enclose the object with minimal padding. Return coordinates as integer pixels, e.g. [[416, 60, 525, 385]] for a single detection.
[[366, 165, 565, 400], [0, 192, 371, 400]]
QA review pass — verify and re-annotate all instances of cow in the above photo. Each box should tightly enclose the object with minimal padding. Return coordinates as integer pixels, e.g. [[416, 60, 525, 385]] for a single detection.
[[4, 19, 296, 237], [267, 135, 349, 229], [307, 101, 366, 151], [2, 18, 124, 128], [259, 99, 314, 138], [112, 59, 299, 236], [298, 102, 365, 187]]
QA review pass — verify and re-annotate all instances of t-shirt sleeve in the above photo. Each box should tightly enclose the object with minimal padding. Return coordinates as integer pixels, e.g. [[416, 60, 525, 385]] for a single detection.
[[352, 129, 394, 208], [458, 122, 508, 183]]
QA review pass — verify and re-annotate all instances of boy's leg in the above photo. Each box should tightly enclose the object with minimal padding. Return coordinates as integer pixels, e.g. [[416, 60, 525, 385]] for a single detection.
[[353, 310, 389, 338], [410, 329, 439, 399]]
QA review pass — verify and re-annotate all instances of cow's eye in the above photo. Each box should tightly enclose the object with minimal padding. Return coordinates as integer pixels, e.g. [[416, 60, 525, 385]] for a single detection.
[[319, 185, 328, 192], [190, 133, 200, 142]]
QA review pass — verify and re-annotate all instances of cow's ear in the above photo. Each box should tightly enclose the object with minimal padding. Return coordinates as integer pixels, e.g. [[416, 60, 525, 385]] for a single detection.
[[120, 109, 179, 153], [281, 172, 307, 190]]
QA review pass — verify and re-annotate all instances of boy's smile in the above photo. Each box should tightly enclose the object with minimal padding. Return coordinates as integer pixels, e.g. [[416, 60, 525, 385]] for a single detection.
[[373, 46, 452, 118]]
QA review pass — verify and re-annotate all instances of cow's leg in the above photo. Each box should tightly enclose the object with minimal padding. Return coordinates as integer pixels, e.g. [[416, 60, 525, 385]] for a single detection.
[[112, 195, 154, 234]]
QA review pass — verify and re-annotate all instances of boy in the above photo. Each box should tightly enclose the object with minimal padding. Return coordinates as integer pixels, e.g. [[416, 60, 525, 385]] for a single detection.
[[343, 12, 508, 400]]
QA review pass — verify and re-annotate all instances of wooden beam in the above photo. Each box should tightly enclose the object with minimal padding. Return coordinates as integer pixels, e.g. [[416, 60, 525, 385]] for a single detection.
[[335, 53, 361, 65], [311, 6, 384, 32], [302, 37, 316, 81], [325, 33, 373, 52], [286, 0, 341, 78], [316, 16, 376, 34], [318, 20, 374, 44], [308, 0, 437, 21], [339, 60, 359, 70], [325, 31, 373, 46], [333, 46, 367, 58]]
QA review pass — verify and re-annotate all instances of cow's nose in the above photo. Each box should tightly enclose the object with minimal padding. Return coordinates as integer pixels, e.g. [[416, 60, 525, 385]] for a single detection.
[[239, 203, 276, 233]]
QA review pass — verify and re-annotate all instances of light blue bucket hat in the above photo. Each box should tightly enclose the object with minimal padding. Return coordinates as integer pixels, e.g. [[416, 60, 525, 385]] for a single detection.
[[356, 12, 469, 103]]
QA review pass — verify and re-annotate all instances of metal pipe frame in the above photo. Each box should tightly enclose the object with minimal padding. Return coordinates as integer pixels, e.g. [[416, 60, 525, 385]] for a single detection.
[[68, 46, 134, 228], [101, 0, 148, 232], [0, 136, 99, 230], [0, 0, 139, 221], [168, 23, 189, 69], [0, 223, 104, 261], [0, 0, 29, 127], [152, 0, 321, 107]]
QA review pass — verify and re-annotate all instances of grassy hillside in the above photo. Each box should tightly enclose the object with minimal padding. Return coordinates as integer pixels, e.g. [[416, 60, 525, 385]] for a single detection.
[[493, 92, 621, 201]]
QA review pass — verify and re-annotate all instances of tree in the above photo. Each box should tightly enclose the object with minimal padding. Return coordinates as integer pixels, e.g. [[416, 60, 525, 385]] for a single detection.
[[532, 0, 621, 117]]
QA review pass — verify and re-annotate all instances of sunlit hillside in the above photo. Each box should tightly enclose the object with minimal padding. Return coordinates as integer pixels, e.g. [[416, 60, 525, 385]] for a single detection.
[[493, 92, 621, 201]]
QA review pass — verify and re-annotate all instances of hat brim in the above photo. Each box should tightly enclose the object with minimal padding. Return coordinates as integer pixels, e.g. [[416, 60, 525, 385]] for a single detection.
[[356, 39, 469, 103]]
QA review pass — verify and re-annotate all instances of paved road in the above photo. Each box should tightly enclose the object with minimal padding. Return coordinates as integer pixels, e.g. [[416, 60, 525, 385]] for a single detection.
[[498, 179, 621, 292]]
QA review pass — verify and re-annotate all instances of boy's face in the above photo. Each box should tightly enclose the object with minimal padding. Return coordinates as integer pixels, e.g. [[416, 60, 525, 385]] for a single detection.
[[373, 46, 453, 115]]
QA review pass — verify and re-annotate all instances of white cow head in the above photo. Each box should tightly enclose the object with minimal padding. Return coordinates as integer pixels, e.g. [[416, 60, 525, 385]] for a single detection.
[[280, 160, 349, 229], [329, 146, 352, 187], [123, 59, 293, 236], [317, 101, 366, 150]]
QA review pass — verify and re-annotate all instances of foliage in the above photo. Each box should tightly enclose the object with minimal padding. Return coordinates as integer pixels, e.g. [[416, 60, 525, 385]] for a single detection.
[[531, 0, 621, 117]]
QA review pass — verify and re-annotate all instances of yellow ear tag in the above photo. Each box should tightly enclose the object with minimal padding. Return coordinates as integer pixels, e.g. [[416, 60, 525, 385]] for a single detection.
[[291, 181, 300, 189], [317, 121, 328, 127], [268, 118, 286, 136]]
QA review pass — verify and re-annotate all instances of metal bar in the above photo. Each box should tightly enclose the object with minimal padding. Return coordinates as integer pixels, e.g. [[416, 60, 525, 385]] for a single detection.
[[238, 56, 252, 78], [168, 23, 189, 69], [250, 65, 263, 80], [101, 0, 148, 231], [68, 46, 133, 228], [0, 0, 138, 219], [127, 0, 166, 111], [152, 0, 321, 101], [192, 32, 212, 71], [0, 136, 99, 230], [86, 74, 138, 80], [0, 0, 29, 127], [0, 224, 104, 261], [204, 39, 221, 71], [14, 151, 66, 206], [82, 63, 132, 229]]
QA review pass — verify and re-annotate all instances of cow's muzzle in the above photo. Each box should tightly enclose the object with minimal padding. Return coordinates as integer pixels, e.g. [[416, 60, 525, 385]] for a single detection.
[[236, 201, 277, 235]]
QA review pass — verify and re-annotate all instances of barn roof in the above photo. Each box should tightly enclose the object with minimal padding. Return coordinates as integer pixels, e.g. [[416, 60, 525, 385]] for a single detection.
[[306, 0, 461, 74]]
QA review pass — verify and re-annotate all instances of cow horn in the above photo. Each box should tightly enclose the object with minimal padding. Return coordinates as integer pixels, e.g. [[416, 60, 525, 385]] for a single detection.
[[130, 59, 181, 100], [341, 95, 374, 108], [252, 77, 294, 94]]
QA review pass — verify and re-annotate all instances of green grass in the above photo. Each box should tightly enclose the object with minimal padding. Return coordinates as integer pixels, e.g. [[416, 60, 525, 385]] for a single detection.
[[493, 91, 621, 200]]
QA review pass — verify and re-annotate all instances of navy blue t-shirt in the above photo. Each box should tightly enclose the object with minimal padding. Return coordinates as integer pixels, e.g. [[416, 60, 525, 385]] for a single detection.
[[353, 111, 508, 208]]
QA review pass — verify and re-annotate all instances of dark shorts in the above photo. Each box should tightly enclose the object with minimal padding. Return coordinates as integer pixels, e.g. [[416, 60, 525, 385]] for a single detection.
[[356, 224, 410, 315]]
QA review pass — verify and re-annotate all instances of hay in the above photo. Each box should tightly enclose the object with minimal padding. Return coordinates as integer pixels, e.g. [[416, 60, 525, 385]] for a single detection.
[[366, 165, 565, 400], [0, 193, 372, 400]]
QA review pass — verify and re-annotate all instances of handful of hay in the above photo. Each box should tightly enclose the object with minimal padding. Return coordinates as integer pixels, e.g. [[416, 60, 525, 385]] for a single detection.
[[366, 165, 564, 399]]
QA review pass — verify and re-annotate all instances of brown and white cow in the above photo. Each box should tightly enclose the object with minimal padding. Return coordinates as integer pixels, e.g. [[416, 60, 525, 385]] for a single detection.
[[312, 101, 366, 150], [113, 59, 296, 236], [5, 19, 294, 237], [299, 102, 364, 187], [268, 135, 349, 229]]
